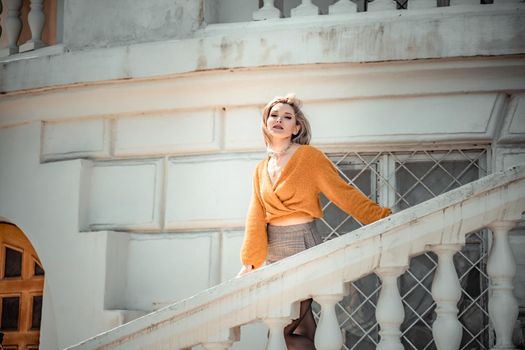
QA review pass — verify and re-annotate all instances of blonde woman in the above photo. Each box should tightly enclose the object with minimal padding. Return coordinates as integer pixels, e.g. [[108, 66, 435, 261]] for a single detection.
[[238, 94, 391, 349]]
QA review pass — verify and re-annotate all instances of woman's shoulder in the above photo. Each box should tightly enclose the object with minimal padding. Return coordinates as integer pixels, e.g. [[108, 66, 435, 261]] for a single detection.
[[299, 144, 325, 159], [252, 157, 267, 176]]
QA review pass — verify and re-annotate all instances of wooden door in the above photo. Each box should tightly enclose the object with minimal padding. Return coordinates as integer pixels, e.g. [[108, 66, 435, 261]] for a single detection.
[[0, 223, 44, 350]]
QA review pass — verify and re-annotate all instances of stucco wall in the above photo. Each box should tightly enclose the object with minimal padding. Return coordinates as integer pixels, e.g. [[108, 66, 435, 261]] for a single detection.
[[63, 0, 202, 50]]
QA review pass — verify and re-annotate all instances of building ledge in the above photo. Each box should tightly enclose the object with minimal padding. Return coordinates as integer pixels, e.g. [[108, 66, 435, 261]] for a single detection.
[[0, 3, 523, 93]]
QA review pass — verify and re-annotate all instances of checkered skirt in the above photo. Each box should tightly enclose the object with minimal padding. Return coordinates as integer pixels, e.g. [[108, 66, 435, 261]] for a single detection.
[[266, 221, 322, 264]]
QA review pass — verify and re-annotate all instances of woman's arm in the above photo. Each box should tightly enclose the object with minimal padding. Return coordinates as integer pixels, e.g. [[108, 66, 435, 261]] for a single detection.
[[315, 151, 391, 224], [239, 166, 268, 273]]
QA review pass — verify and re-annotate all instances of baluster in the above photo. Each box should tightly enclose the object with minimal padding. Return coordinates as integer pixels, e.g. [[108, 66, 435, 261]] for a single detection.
[[431, 244, 463, 350], [367, 0, 397, 11], [375, 266, 405, 350], [313, 294, 344, 350], [291, 0, 319, 17], [488, 221, 519, 350], [329, 0, 357, 14], [253, 0, 281, 20], [0, 0, 23, 57], [19, 0, 47, 52], [264, 317, 289, 350]]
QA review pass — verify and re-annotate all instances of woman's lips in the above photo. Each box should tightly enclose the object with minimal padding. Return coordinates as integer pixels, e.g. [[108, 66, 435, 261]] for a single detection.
[[272, 125, 283, 130]]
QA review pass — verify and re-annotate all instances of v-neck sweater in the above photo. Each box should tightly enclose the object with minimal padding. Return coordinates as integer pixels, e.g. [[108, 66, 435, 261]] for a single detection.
[[241, 144, 392, 269]]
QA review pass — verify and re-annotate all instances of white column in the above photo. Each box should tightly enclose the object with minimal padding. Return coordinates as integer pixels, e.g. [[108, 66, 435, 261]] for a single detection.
[[313, 294, 344, 350], [488, 221, 519, 350], [291, 0, 319, 17], [0, 0, 23, 57], [431, 244, 463, 350], [19, 0, 47, 52], [375, 267, 405, 350], [329, 0, 357, 14], [264, 317, 289, 350], [253, 0, 281, 20]]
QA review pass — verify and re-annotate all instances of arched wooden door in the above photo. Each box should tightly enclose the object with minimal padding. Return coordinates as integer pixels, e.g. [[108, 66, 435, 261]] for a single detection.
[[0, 223, 44, 350]]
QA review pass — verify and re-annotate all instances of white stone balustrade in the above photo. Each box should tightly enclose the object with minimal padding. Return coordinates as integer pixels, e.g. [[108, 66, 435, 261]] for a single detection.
[[376, 267, 406, 350], [488, 221, 520, 350], [202, 327, 239, 350], [291, 0, 319, 17], [65, 164, 525, 350], [0, 0, 47, 56], [431, 244, 463, 350], [329, 0, 357, 14], [0, 0, 22, 57], [253, 0, 281, 20], [19, 0, 47, 52], [264, 317, 290, 350], [314, 294, 344, 350]]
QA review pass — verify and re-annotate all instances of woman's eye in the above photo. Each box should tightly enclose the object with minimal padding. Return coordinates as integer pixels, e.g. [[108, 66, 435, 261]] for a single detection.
[[285, 116, 292, 119]]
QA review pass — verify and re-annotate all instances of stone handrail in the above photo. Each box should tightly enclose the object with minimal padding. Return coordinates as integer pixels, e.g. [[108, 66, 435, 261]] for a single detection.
[[66, 164, 525, 350]]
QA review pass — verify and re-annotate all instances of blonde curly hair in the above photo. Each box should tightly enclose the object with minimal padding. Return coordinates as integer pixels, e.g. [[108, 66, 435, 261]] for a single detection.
[[261, 93, 312, 146]]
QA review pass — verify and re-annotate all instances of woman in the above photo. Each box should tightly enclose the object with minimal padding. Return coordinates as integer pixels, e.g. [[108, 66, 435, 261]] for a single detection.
[[237, 94, 391, 349]]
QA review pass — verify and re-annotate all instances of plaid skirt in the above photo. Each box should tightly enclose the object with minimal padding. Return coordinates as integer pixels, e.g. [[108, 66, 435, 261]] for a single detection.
[[266, 221, 322, 264]]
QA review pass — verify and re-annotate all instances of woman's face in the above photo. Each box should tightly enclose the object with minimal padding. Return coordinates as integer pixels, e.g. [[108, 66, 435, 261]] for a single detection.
[[266, 103, 301, 142]]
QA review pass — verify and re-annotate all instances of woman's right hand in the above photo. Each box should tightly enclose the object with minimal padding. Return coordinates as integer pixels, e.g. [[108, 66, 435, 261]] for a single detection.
[[236, 264, 253, 278]]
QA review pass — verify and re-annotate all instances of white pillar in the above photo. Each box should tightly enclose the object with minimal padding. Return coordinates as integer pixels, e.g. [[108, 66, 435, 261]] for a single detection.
[[0, 0, 23, 57], [19, 0, 47, 52], [291, 0, 319, 17], [375, 266, 405, 350], [253, 0, 281, 20], [431, 244, 463, 350], [329, 0, 357, 14], [264, 317, 289, 350], [313, 294, 344, 350], [488, 221, 519, 350]]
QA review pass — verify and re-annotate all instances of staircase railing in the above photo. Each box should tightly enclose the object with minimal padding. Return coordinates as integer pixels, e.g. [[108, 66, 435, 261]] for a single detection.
[[67, 164, 525, 350]]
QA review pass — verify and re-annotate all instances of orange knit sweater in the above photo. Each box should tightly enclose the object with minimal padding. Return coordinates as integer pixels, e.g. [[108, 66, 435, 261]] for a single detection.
[[241, 145, 392, 269]]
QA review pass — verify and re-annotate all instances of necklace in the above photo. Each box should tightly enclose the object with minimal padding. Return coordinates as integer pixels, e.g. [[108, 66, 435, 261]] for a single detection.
[[267, 142, 293, 158]]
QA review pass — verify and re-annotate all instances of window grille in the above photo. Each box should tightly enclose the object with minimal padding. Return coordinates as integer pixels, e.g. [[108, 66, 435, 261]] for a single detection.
[[314, 147, 490, 350]]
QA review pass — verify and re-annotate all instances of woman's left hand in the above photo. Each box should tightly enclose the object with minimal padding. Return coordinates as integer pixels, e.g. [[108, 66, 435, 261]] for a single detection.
[[236, 264, 253, 278]]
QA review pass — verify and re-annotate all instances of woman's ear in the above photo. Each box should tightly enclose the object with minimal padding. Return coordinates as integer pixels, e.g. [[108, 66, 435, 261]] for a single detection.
[[294, 125, 301, 136]]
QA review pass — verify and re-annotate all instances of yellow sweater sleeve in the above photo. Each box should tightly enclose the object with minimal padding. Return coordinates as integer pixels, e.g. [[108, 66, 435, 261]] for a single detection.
[[240, 166, 268, 269], [315, 151, 391, 224]]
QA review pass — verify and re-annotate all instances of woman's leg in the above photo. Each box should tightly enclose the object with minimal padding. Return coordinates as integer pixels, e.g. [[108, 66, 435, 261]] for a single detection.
[[294, 299, 316, 340], [283, 299, 317, 349]]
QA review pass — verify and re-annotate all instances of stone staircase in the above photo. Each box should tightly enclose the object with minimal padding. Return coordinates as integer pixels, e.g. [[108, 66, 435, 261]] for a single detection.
[[66, 164, 525, 350]]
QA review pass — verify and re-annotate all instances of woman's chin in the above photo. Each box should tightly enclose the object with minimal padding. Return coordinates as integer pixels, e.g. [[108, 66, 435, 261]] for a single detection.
[[269, 131, 291, 139]]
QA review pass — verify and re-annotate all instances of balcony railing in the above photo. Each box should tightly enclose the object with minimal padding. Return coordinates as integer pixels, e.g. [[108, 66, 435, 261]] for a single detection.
[[66, 164, 525, 349], [205, 0, 519, 24], [0, 0, 58, 57]]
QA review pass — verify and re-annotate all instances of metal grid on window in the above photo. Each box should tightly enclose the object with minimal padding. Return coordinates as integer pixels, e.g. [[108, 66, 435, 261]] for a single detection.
[[313, 147, 489, 350]]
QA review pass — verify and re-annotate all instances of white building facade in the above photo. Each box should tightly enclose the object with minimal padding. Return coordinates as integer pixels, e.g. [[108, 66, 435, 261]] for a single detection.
[[0, 0, 524, 349]]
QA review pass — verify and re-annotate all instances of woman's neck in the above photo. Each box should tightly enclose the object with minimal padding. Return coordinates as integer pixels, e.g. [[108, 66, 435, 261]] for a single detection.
[[268, 139, 292, 153]]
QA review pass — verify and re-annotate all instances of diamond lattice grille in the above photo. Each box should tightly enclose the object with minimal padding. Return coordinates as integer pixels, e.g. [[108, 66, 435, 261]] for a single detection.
[[313, 148, 489, 349]]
